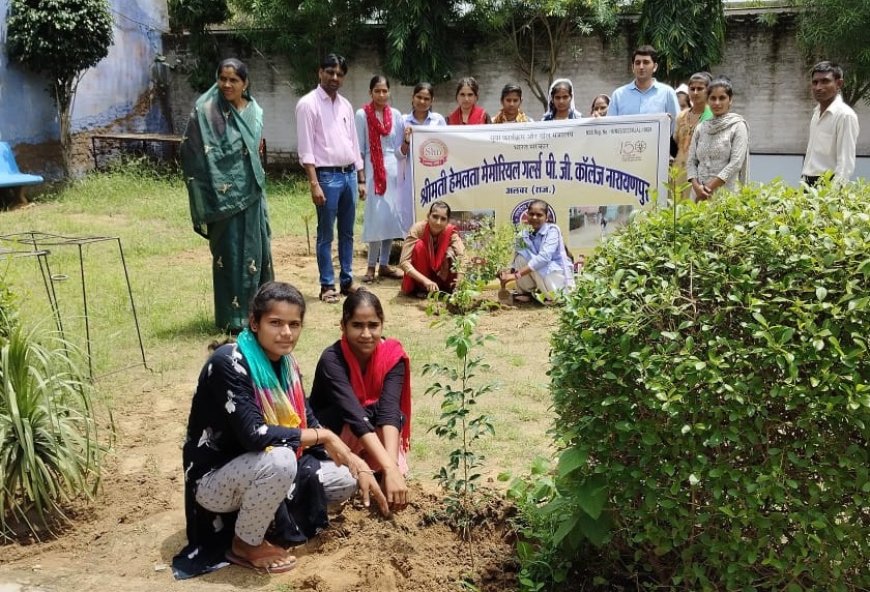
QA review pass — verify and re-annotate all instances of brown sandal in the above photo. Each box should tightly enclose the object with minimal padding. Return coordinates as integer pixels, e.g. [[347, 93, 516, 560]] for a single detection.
[[378, 265, 404, 280], [320, 288, 340, 304]]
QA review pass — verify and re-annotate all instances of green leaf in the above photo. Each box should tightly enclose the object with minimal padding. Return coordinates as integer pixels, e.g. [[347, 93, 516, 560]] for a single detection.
[[557, 447, 588, 477], [576, 475, 608, 519]]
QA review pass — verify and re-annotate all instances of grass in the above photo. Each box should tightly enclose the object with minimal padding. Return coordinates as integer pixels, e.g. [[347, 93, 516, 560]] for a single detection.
[[0, 165, 557, 489]]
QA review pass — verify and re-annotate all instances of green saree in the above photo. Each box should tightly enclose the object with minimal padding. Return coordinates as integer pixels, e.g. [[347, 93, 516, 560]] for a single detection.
[[181, 84, 273, 332]]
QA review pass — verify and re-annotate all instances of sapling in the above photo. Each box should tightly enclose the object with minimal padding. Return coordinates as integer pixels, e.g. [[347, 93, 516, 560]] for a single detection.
[[422, 282, 496, 561]]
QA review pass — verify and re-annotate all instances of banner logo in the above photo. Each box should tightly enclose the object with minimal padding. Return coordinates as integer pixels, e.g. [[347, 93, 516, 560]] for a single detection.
[[419, 139, 448, 167], [511, 199, 557, 225]]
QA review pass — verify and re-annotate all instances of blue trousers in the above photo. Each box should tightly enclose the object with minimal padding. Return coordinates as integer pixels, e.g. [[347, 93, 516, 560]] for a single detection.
[[315, 169, 357, 289]]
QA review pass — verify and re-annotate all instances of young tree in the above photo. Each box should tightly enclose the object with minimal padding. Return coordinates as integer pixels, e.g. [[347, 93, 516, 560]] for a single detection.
[[475, 0, 621, 111], [637, 0, 725, 84], [5, 0, 114, 175], [796, 0, 870, 105]]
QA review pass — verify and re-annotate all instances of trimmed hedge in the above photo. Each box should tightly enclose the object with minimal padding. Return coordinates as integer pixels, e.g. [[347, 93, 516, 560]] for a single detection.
[[545, 181, 869, 590]]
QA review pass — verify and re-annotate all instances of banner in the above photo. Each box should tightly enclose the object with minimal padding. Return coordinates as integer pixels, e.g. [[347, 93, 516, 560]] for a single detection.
[[411, 114, 670, 252]]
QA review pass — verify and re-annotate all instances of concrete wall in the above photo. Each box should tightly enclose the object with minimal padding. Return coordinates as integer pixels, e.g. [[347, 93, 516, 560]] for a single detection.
[[2, 5, 868, 178], [0, 0, 168, 177], [164, 12, 870, 174]]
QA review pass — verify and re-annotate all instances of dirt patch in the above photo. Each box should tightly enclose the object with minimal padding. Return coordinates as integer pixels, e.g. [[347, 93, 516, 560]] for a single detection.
[[0, 233, 553, 591]]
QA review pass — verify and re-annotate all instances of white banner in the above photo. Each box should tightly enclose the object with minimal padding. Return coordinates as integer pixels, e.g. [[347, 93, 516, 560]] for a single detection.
[[411, 114, 670, 251]]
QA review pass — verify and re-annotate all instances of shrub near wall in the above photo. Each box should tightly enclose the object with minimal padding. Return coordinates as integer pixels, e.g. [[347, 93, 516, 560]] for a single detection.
[[546, 182, 869, 590]]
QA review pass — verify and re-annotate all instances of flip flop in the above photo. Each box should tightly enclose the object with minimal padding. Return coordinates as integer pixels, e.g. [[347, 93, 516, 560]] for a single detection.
[[320, 288, 340, 304], [226, 549, 297, 574], [362, 273, 375, 283]]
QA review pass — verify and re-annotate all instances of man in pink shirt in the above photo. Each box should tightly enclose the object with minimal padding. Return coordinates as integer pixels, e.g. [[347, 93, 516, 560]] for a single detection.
[[296, 54, 366, 303]]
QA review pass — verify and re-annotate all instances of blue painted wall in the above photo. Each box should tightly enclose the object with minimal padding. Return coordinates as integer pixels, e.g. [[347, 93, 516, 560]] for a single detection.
[[0, 0, 168, 173]]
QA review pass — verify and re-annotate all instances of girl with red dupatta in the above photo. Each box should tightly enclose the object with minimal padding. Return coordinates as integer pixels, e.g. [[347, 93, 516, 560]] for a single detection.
[[355, 75, 407, 283], [398, 200, 465, 297], [309, 290, 412, 510], [447, 77, 492, 125]]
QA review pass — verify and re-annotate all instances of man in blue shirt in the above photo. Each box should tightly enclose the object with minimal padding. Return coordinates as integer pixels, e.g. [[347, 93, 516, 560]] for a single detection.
[[609, 45, 679, 130]]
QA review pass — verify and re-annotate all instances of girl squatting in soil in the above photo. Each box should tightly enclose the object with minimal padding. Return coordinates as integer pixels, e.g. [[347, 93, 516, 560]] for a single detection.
[[173, 282, 388, 578]]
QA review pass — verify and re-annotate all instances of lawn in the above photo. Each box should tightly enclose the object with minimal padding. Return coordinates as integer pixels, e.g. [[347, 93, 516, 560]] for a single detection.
[[0, 166, 559, 590]]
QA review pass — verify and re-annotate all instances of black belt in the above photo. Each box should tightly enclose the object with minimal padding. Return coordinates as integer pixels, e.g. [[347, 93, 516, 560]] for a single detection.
[[316, 165, 355, 173]]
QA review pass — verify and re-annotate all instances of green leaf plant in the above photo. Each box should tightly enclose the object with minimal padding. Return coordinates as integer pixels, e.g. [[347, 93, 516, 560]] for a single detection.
[[517, 178, 870, 590], [0, 324, 107, 541], [422, 283, 497, 567]]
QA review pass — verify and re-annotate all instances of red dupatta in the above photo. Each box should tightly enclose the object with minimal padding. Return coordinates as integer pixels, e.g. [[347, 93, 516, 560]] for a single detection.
[[401, 223, 457, 294], [364, 102, 393, 195], [339, 336, 412, 452], [448, 105, 487, 125]]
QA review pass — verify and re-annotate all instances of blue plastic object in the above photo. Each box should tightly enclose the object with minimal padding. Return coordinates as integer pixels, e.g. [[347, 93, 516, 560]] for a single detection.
[[0, 141, 43, 188]]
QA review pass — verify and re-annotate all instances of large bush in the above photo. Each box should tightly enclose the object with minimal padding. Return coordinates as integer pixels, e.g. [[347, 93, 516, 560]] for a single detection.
[[538, 181, 869, 590]]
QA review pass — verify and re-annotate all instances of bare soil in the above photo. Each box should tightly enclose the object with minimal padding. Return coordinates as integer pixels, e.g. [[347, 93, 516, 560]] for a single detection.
[[0, 235, 558, 592]]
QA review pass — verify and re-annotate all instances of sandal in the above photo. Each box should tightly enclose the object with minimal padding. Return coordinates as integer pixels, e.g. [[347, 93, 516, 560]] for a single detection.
[[226, 536, 297, 574], [340, 282, 361, 296], [226, 549, 297, 574], [378, 265, 404, 280], [320, 288, 340, 304], [362, 267, 376, 283], [511, 291, 532, 304]]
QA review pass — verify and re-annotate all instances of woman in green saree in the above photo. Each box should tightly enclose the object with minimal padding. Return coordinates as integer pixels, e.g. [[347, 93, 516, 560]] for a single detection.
[[181, 58, 273, 333]]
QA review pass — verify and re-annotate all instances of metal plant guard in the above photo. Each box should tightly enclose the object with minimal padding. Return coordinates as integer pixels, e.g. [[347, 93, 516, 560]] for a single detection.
[[0, 231, 148, 378]]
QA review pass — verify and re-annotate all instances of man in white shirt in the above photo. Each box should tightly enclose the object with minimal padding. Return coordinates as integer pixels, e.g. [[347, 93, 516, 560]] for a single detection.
[[801, 61, 860, 187]]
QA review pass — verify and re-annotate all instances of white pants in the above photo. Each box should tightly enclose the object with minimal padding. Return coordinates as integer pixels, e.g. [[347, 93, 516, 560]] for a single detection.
[[514, 255, 568, 295], [195, 448, 356, 545]]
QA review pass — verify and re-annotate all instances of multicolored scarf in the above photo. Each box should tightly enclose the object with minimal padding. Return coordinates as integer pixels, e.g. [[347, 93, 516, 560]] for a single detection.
[[492, 110, 532, 124], [339, 336, 412, 452], [448, 105, 488, 125], [236, 328, 307, 454], [364, 102, 393, 196]]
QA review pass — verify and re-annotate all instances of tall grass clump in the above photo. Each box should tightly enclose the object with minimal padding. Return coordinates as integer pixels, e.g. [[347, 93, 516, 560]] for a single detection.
[[0, 315, 105, 540], [522, 181, 870, 590]]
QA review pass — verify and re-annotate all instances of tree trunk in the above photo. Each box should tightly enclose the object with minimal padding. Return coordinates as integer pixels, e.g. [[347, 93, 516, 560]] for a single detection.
[[54, 79, 74, 177]]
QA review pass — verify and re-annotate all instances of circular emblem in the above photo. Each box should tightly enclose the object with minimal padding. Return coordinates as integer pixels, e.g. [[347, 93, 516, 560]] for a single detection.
[[418, 139, 448, 167], [511, 199, 557, 225]]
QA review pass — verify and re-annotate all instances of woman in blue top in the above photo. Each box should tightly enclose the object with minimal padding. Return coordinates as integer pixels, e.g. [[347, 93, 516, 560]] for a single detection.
[[499, 200, 575, 302], [356, 75, 407, 284], [398, 82, 447, 236]]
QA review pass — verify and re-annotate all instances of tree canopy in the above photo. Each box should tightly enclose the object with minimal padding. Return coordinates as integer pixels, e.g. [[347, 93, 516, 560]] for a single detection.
[[796, 0, 870, 105], [637, 0, 725, 84], [6, 0, 114, 173], [226, 0, 464, 93], [473, 0, 621, 111]]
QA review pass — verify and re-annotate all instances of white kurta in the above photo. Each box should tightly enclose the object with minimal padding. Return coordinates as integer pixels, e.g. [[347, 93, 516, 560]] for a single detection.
[[356, 106, 407, 243]]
